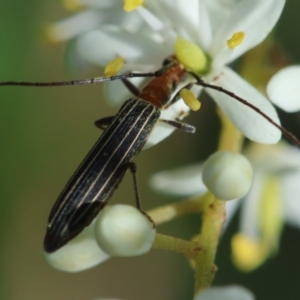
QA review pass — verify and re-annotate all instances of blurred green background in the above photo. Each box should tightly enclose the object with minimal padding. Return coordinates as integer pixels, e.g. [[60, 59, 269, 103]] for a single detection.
[[1, 1, 300, 299]]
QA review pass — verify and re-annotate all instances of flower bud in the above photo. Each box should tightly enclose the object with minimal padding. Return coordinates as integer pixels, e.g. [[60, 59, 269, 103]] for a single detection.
[[95, 205, 156, 257], [202, 151, 253, 200], [44, 221, 109, 272]]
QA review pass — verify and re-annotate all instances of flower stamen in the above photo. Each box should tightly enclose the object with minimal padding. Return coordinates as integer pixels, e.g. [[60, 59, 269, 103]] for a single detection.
[[123, 0, 144, 12], [231, 233, 267, 271], [180, 89, 201, 111], [227, 32, 245, 49], [104, 57, 126, 76], [175, 36, 207, 73]]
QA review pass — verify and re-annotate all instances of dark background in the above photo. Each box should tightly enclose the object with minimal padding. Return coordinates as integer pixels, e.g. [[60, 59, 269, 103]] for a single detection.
[[0, 1, 300, 299]]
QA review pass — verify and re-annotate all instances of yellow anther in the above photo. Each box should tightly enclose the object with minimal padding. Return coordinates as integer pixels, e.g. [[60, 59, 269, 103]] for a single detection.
[[123, 0, 144, 12], [175, 36, 207, 73], [180, 89, 201, 111], [104, 57, 126, 76], [62, 0, 85, 12], [231, 233, 268, 272], [227, 32, 245, 49]]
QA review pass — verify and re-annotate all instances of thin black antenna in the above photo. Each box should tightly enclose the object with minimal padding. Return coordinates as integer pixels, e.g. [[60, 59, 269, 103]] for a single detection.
[[0, 68, 170, 87]]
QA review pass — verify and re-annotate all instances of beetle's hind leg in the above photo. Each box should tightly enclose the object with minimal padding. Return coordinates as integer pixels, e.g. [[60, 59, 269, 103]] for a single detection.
[[128, 162, 155, 227]]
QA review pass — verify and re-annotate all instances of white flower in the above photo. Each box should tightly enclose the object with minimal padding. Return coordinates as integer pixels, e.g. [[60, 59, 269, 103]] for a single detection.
[[150, 162, 207, 197], [232, 142, 300, 271], [43, 219, 109, 272], [95, 204, 156, 257], [202, 151, 253, 200], [49, 0, 284, 145], [150, 159, 243, 231], [267, 65, 300, 112], [45, 0, 139, 44], [150, 142, 300, 271], [194, 285, 255, 300], [44, 204, 156, 272]]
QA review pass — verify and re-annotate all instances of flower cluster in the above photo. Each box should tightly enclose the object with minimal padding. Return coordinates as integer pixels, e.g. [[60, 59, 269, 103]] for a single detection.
[[46, 0, 283, 145], [43, 0, 300, 299], [151, 142, 300, 272], [44, 204, 156, 272]]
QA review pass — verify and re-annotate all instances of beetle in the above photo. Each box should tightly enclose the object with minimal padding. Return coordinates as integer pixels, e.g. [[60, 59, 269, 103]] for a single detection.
[[1, 56, 196, 252], [43, 57, 198, 252], [1, 55, 299, 252]]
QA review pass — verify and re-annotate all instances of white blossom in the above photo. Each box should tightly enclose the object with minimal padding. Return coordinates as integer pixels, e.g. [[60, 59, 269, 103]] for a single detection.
[[49, 0, 285, 146], [202, 151, 253, 200], [232, 142, 300, 270], [95, 204, 156, 257], [44, 204, 155, 271], [150, 142, 300, 270], [43, 220, 109, 272]]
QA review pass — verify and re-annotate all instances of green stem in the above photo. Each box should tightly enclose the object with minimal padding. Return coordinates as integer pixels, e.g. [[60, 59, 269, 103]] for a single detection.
[[194, 193, 225, 291], [153, 233, 200, 260], [147, 195, 206, 225], [193, 111, 244, 294]]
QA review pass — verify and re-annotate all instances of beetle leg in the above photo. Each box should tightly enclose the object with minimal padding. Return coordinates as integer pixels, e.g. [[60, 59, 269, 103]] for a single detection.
[[165, 82, 194, 108], [121, 78, 141, 96], [159, 119, 196, 133], [128, 162, 155, 226]]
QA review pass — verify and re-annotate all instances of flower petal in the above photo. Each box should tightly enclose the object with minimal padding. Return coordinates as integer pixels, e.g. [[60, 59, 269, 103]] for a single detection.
[[194, 285, 255, 300], [196, 0, 212, 51], [45, 10, 103, 43], [267, 66, 300, 112], [76, 27, 170, 67], [149, 163, 207, 196], [239, 173, 265, 239], [136, 6, 176, 45], [210, 0, 285, 65], [148, 0, 200, 41], [245, 143, 300, 231], [282, 171, 300, 228], [246, 143, 300, 172], [224, 199, 242, 231], [206, 67, 281, 143], [43, 221, 109, 272], [203, 0, 240, 34]]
